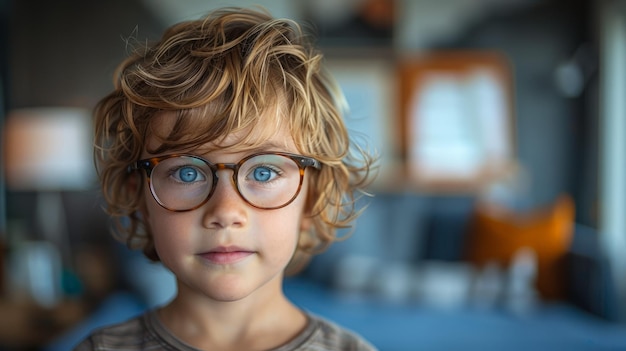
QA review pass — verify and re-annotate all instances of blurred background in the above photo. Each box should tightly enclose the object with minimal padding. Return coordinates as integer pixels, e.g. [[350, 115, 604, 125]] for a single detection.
[[2, 0, 626, 350]]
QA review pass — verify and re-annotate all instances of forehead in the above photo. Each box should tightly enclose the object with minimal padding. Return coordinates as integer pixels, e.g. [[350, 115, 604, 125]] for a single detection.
[[145, 110, 297, 155]]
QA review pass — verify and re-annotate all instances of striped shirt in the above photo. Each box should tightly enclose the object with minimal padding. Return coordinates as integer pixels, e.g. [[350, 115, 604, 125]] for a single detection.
[[73, 310, 377, 351]]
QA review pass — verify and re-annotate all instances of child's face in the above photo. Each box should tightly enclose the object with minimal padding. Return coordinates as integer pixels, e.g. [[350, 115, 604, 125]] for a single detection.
[[141, 113, 311, 302]]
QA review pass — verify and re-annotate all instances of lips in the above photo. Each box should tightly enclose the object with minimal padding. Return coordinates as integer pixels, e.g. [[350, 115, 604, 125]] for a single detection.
[[199, 246, 255, 264]]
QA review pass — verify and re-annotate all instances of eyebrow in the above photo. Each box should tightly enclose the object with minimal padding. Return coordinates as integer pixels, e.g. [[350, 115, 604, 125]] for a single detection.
[[243, 141, 292, 152], [181, 140, 295, 158]]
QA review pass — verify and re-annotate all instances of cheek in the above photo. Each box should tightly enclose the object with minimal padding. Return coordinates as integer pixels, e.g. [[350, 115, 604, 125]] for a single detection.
[[262, 196, 308, 252], [145, 200, 193, 264]]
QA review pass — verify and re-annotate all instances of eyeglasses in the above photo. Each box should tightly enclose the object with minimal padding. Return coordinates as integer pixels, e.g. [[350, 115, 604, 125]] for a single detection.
[[129, 152, 321, 212]]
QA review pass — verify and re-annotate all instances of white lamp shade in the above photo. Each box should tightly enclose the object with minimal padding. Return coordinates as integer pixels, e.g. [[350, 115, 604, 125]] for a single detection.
[[4, 107, 95, 191]]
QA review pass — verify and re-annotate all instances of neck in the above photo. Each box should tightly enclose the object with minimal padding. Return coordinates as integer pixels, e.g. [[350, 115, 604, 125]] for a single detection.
[[157, 278, 307, 351]]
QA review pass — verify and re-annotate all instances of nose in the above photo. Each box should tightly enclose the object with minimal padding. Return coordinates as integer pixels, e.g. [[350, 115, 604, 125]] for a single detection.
[[201, 167, 247, 229]]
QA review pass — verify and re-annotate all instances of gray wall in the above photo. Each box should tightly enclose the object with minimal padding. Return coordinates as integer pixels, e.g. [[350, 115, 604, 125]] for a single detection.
[[7, 0, 165, 109]]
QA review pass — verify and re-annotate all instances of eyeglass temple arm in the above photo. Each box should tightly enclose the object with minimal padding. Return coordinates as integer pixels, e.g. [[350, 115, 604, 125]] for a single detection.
[[297, 157, 321, 169], [127, 160, 152, 174]]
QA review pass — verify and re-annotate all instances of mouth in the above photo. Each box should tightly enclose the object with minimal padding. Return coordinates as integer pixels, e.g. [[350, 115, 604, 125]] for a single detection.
[[199, 246, 255, 265]]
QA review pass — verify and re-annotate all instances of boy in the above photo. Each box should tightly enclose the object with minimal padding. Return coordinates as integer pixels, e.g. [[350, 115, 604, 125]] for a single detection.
[[76, 6, 376, 351]]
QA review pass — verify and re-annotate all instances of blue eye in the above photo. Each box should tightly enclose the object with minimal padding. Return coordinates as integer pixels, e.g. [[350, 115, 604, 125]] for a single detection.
[[253, 166, 274, 182], [176, 166, 204, 183]]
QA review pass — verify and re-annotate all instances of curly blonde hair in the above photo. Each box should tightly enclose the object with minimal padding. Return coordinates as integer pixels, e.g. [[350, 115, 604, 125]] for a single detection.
[[94, 7, 374, 274]]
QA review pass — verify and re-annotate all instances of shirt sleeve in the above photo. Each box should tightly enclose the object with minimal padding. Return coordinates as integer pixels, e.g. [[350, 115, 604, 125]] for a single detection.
[[308, 314, 379, 351]]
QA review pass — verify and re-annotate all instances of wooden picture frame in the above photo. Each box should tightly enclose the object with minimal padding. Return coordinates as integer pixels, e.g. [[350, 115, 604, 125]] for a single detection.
[[398, 51, 516, 192]]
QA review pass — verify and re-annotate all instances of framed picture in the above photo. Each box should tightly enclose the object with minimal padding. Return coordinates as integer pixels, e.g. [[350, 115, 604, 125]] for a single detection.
[[398, 51, 516, 192], [325, 57, 400, 190]]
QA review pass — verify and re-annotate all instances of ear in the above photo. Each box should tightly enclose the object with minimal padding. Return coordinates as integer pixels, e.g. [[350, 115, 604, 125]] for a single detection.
[[300, 175, 318, 233], [300, 186, 316, 233], [127, 171, 150, 220], [299, 215, 313, 233]]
